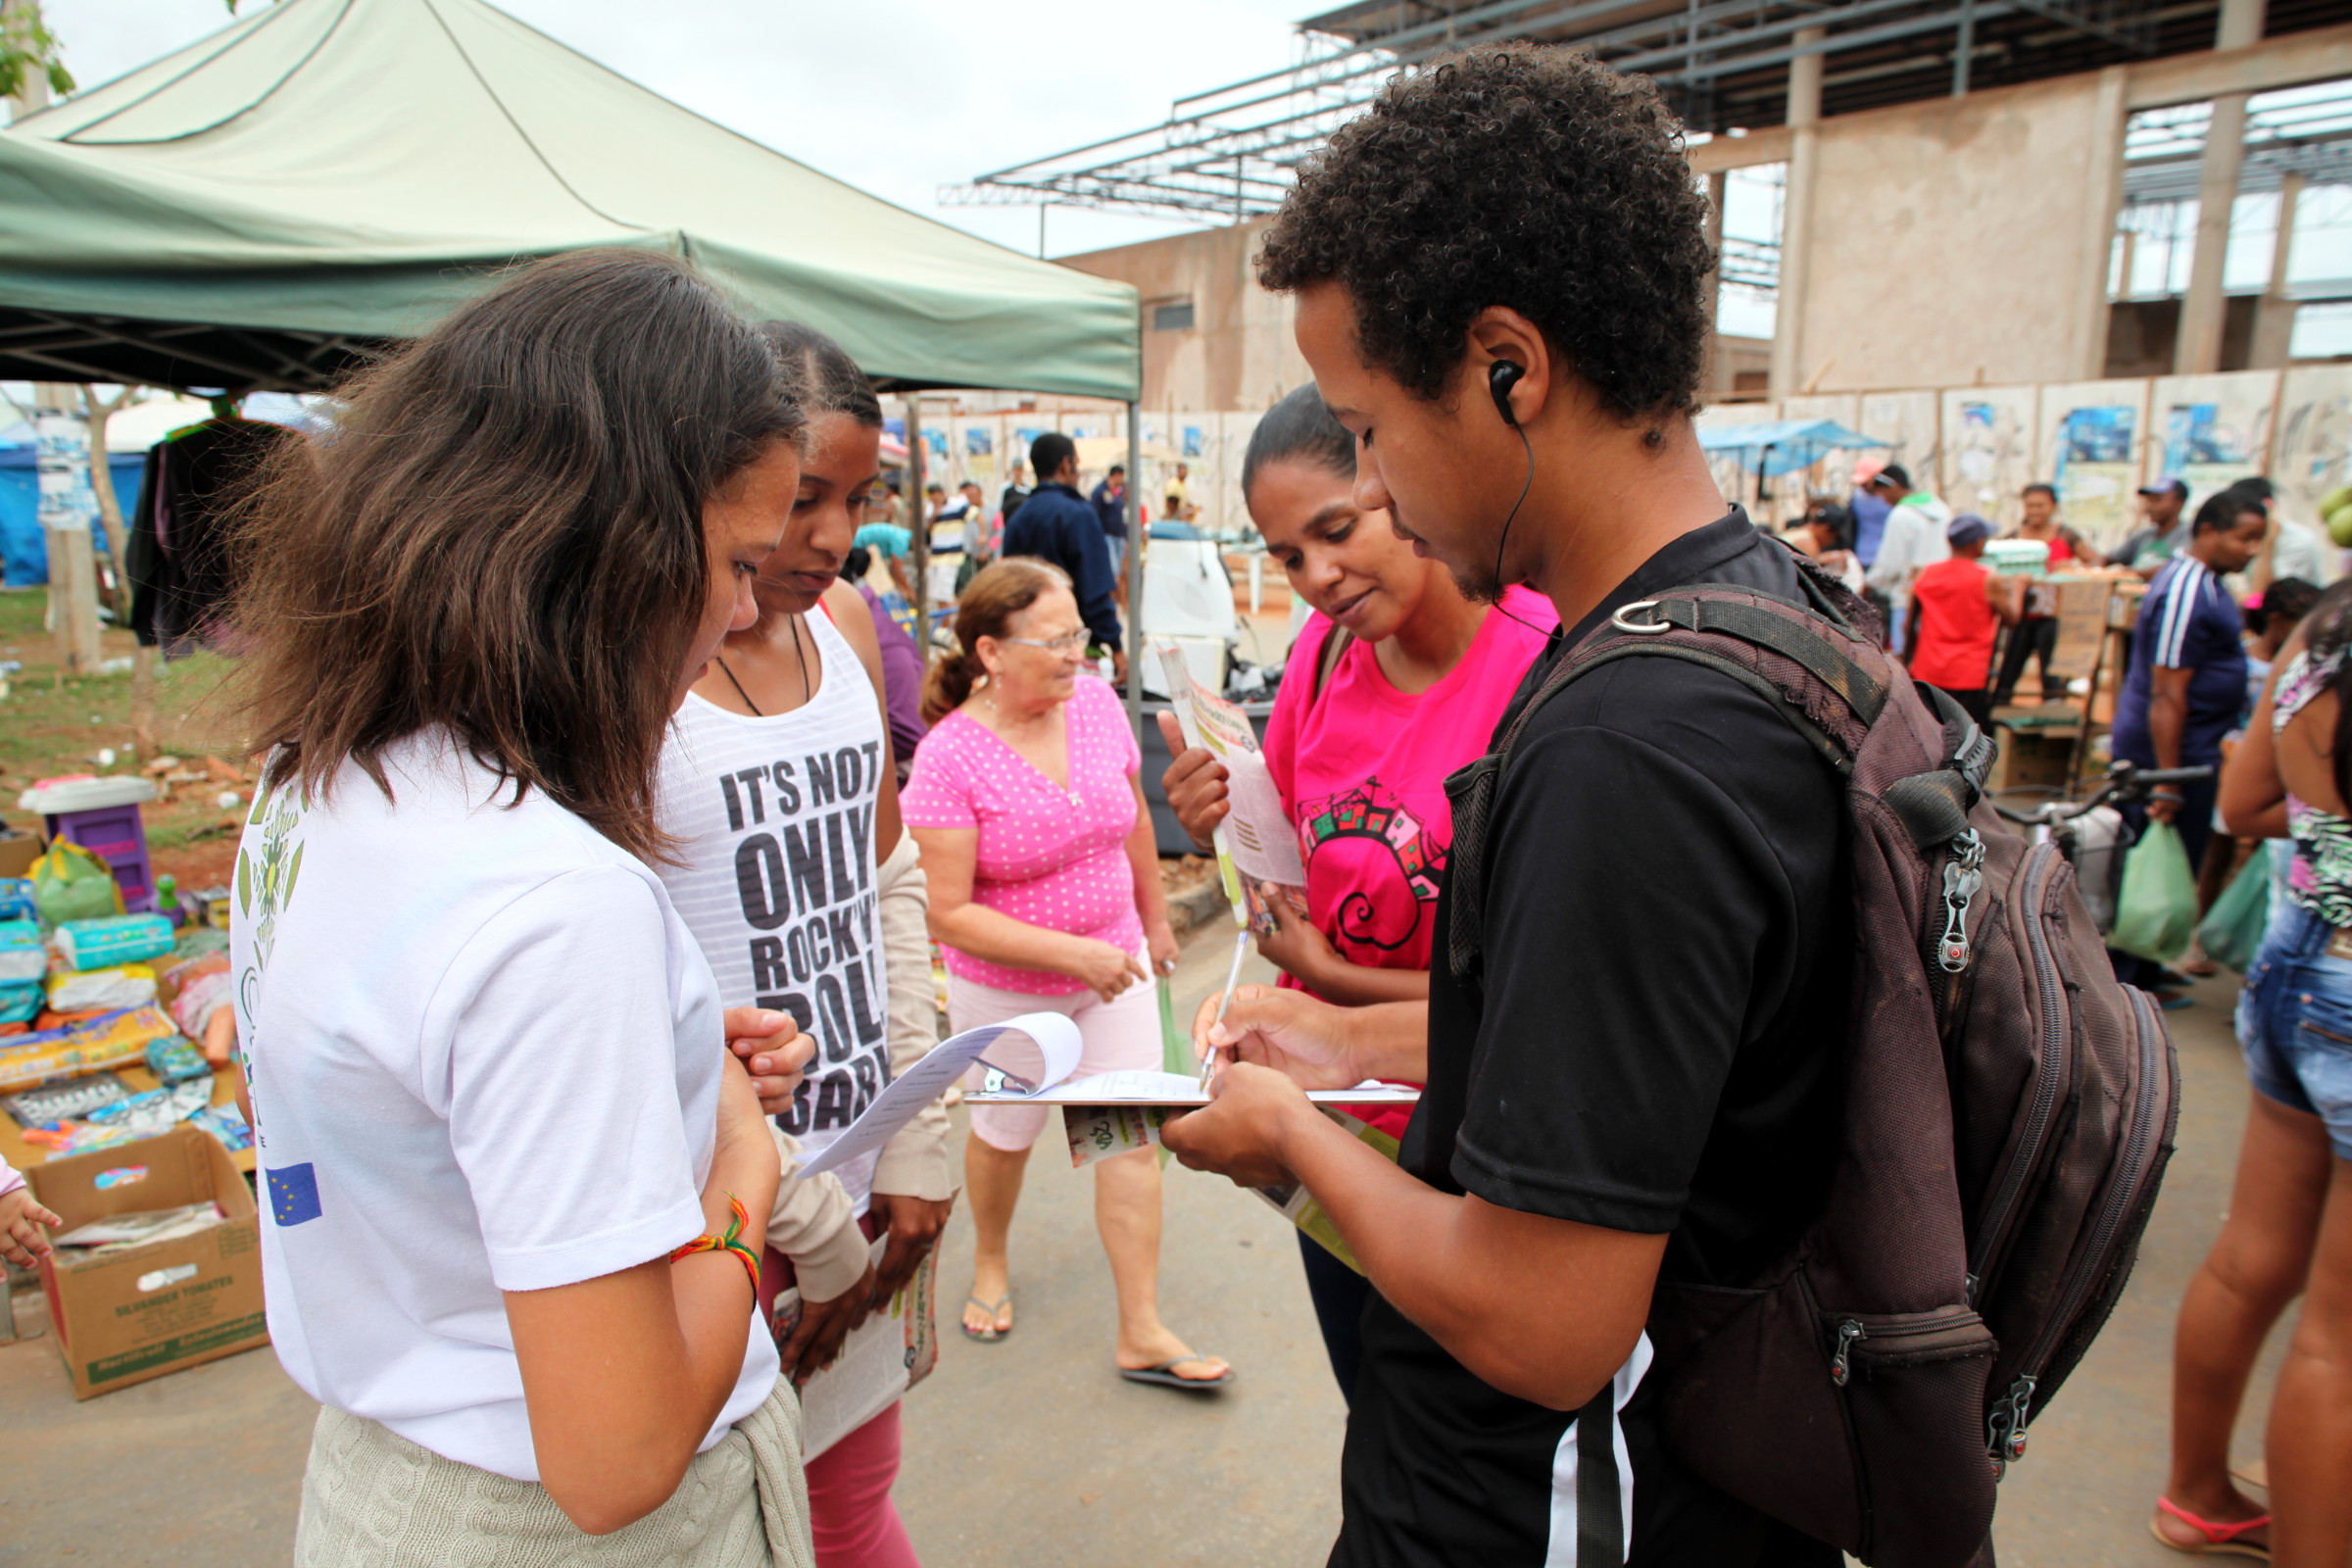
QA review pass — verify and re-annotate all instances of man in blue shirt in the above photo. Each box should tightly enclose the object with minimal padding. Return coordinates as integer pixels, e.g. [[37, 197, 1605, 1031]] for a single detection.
[[1004, 431, 1125, 683], [1089, 464, 1130, 576], [2108, 489, 2267, 988]]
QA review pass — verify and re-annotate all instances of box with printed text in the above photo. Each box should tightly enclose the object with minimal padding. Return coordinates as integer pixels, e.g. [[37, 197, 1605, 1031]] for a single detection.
[[25, 1123, 268, 1399]]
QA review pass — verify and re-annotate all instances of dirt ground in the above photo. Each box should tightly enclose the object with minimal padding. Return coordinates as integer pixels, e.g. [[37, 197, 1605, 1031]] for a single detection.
[[0, 586, 252, 896]]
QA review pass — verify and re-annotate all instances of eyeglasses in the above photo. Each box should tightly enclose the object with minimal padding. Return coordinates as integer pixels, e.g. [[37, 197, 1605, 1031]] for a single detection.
[[997, 629, 1091, 654]]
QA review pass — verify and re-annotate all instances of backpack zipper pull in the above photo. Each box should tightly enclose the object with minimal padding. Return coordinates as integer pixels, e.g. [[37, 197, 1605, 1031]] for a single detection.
[[1985, 1373, 2036, 1471], [1938, 830, 1986, 974], [1829, 1318, 1866, 1386]]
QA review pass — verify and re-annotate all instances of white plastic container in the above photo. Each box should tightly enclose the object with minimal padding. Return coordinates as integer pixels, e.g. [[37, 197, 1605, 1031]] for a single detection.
[[17, 776, 158, 815], [1983, 539, 2051, 578]]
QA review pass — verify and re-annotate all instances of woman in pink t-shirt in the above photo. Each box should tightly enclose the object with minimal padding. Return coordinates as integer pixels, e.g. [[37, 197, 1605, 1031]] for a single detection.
[[1160, 385, 1554, 1401], [902, 561, 1228, 1390]]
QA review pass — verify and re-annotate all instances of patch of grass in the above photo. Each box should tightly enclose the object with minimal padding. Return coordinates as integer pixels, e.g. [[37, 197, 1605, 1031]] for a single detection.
[[0, 587, 250, 891]]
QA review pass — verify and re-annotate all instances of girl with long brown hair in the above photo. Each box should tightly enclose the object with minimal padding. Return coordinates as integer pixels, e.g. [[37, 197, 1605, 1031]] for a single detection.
[[229, 250, 818, 1566]]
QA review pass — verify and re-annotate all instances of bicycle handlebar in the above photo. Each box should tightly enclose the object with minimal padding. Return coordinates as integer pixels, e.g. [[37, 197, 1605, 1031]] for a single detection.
[[1986, 761, 2215, 827]]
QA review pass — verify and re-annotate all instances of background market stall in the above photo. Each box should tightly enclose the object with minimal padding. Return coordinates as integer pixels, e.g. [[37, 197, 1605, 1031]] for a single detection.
[[1697, 416, 1890, 516]]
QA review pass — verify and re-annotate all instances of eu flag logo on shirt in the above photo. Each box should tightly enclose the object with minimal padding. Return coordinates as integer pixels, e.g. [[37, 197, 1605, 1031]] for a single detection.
[[267, 1163, 322, 1227]]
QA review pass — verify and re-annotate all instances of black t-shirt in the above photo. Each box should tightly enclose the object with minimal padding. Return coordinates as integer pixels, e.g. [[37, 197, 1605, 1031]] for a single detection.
[[1336, 511, 1848, 1568]]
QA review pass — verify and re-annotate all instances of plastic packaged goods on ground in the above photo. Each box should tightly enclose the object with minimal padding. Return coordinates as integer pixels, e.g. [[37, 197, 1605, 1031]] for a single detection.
[[163, 952, 229, 1041], [29, 839, 125, 926], [54, 914, 174, 971], [46, 963, 156, 1013], [0, 919, 45, 982], [0, 1004, 178, 1093], [188, 1102, 251, 1153], [22, 1076, 212, 1155], [6, 1073, 130, 1126], [144, 1034, 208, 1085], [0, 979, 41, 1024], [0, 879, 36, 924]]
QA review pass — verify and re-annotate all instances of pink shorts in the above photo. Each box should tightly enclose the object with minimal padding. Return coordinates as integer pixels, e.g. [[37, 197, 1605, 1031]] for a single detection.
[[953, 957, 1162, 1152]]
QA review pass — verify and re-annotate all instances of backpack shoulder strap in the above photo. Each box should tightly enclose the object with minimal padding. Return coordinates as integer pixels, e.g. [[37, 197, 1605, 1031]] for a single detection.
[[1441, 582, 1893, 981], [1311, 623, 1355, 707]]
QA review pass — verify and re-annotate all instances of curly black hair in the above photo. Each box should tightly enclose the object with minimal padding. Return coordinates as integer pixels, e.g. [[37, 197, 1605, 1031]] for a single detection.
[[1257, 45, 1714, 427]]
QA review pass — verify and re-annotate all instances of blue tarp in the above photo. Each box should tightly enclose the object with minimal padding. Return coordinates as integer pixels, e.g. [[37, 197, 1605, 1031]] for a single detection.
[[1697, 418, 1887, 478], [0, 447, 140, 587]]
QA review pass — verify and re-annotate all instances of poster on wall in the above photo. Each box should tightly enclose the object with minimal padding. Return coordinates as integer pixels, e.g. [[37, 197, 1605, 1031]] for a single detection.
[[1858, 391, 1941, 503], [2034, 379, 2147, 555], [2056, 407, 2138, 553], [2275, 367, 2352, 533], [2147, 371, 2278, 516], [1940, 387, 2035, 528]]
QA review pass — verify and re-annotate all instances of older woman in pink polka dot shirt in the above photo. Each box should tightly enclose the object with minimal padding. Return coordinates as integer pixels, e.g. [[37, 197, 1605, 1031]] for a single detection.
[[904, 560, 1229, 1389]]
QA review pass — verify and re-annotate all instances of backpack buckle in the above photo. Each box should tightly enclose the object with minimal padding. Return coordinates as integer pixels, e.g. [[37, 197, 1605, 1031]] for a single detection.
[[1610, 600, 1674, 635]]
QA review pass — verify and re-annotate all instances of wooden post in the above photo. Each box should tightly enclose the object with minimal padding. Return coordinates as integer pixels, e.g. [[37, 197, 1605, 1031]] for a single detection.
[[30, 382, 101, 675]]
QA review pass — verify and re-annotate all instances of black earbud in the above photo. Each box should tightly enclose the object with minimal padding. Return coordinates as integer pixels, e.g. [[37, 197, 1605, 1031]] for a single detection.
[[1488, 361, 1525, 428]]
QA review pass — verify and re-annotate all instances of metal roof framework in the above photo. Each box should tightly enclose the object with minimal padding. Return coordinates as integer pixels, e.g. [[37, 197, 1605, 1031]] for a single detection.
[[946, 0, 2346, 224]]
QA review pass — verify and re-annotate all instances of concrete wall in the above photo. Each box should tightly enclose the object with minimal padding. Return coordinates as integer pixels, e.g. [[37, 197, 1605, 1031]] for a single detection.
[[1060, 221, 1309, 414], [1785, 71, 2119, 394]]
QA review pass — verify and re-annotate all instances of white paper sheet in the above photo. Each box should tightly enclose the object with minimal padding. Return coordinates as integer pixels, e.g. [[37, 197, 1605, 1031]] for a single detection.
[[1221, 751, 1306, 886], [775, 1237, 938, 1462], [794, 1012, 1081, 1177], [965, 1075, 1422, 1107]]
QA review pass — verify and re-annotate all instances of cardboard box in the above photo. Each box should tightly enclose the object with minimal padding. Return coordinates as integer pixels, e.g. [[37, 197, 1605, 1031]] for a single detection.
[[26, 1124, 267, 1398], [0, 830, 44, 880]]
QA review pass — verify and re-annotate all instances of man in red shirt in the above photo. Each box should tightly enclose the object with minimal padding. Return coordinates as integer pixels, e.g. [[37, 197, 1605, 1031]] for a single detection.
[[1909, 514, 2023, 727]]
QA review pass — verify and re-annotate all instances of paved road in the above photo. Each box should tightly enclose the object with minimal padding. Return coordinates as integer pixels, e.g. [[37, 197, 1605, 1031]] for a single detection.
[[0, 941, 2284, 1568]]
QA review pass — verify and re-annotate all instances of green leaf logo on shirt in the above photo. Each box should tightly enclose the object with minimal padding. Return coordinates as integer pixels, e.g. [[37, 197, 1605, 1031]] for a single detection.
[[236, 775, 306, 976]]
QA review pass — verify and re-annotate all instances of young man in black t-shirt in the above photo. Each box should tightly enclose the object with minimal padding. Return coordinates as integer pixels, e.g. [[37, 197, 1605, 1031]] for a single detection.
[[1159, 46, 1846, 1568]]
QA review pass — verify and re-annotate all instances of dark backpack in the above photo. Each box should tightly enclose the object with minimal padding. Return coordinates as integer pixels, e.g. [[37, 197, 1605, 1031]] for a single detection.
[[1444, 566, 2179, 1568]]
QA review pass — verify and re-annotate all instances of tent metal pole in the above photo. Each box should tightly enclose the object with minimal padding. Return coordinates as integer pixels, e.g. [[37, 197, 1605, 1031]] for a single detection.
[[907, 396, 929, 645], [1125, 399, 1144, 738]]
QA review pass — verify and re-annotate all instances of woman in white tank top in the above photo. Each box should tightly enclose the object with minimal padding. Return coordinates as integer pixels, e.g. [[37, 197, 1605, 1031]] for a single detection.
[[659, 323, 954, 1568]]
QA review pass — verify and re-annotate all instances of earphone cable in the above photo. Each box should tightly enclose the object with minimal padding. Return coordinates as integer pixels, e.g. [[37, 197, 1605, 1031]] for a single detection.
[[1487, 421, 1550, 637]]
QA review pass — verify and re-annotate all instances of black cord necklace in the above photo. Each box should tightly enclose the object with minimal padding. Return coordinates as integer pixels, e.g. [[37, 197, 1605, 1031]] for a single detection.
[[712, 614, 811, 718]]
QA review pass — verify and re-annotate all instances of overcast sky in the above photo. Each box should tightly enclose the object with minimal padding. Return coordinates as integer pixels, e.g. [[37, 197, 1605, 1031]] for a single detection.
[[38, 0, 1313, 259]]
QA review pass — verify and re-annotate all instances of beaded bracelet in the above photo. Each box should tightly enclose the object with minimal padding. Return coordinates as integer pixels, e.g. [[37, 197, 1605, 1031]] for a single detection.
[[669, 1194, 760, 1293]]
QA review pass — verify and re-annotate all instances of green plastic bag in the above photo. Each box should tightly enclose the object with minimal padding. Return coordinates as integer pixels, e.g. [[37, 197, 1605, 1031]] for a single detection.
[[2195, 850, 2274, 974], [1158, 977, 1191, 1076], [2111, 819, 2200, 964], [29, 838, 123, 928]]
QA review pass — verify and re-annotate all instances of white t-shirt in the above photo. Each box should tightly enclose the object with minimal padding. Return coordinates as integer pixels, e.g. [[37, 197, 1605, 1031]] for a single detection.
[[1865, 494, 1954, 597], [230, 732, 777, 1482], [660, 609, 890, 1213]]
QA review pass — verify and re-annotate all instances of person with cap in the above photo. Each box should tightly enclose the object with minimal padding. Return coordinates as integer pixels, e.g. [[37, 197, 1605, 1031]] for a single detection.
[[1860, 462, 1952, 654], [2116, 477, 2190, 578], [2108, 487, 2270, 996], [1906, 514, 2024, 728], [1848, 456, 1894, 567]]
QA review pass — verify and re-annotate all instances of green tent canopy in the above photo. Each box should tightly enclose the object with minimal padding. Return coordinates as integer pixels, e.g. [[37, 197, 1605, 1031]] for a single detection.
[[0, 0, 1140, 399]]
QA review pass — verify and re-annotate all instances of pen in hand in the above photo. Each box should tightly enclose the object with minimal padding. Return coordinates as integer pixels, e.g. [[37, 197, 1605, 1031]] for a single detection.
[[1200, 927, 1250, 1091]]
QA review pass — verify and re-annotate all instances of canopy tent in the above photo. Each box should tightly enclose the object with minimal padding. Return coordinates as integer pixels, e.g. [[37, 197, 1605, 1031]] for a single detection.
[[0, 0, 1140, 400], [1696, 418, 1889, 478]]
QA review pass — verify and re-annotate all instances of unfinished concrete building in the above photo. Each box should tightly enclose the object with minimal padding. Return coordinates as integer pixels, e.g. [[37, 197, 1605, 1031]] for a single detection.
[[953, 0, 2352, 411]]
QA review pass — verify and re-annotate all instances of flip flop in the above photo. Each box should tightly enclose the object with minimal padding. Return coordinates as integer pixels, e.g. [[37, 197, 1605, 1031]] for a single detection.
[[1118, 1354, 1233, 1391], [959, 1295, 1011, 1343], [2150, 1496, 2271, 1560]]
